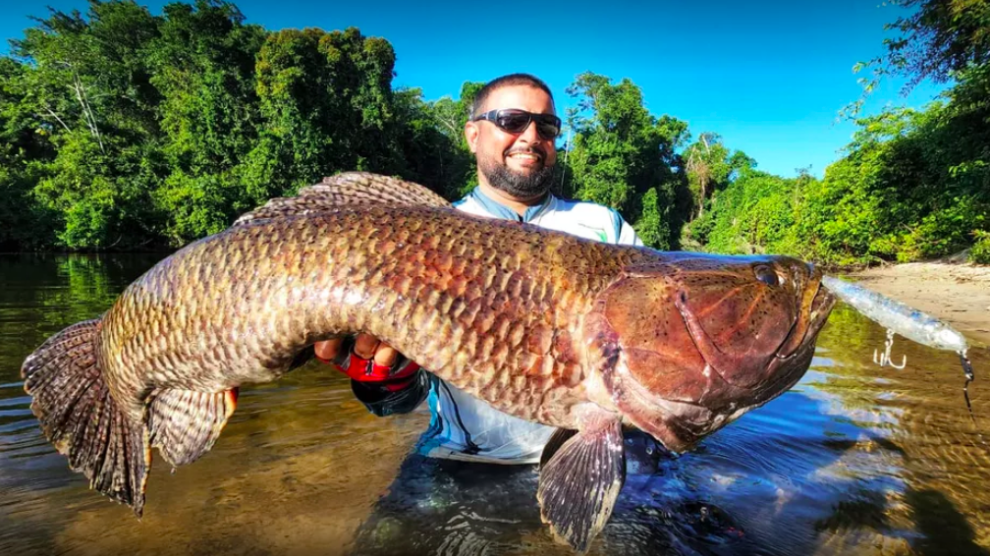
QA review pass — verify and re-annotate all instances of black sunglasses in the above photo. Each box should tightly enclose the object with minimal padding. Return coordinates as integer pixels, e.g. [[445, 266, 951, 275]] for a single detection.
[[472, 109, 562, 140]]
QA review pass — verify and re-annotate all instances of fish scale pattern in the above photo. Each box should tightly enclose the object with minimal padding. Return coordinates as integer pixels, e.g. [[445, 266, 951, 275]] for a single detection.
[[100, 205, 648, 427]]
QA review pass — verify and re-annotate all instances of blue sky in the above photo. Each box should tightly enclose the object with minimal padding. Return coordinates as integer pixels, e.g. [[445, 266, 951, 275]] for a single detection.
[[1, 0, 949, 178]]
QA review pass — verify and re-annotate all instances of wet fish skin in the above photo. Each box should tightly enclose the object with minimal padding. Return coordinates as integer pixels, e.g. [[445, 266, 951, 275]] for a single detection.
[[102, 206, 645, 428], [21, 173, 836, 551]]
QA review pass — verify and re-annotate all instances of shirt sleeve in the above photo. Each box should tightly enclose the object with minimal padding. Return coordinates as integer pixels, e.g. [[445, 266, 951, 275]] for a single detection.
[[610, 209, 644, 246], [618, 220, 644, 247]]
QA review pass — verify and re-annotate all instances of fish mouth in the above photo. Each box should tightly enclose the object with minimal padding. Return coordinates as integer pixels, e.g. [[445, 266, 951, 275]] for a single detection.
[[773, 269, 836, 366], [783, 266, 836, 357], [806, 279, 836, 345]]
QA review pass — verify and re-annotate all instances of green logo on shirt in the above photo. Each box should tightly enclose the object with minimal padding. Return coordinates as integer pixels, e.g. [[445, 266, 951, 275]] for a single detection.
[[577, 223, 608, 242]]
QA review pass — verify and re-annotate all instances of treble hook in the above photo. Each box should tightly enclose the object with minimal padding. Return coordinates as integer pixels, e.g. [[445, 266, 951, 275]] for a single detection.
[[874, 328, 907, 369]]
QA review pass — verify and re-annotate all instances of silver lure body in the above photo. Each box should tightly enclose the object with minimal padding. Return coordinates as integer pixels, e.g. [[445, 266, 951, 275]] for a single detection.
[[821, 276, 969, 353]]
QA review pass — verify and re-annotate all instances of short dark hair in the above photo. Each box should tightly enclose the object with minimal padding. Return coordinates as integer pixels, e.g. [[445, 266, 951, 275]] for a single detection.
[[470, 73, 555, 117]]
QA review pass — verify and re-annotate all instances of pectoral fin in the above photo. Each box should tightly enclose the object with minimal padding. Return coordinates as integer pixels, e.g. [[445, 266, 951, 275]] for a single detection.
[[539, 427, 577, 468], [537, 412, 625, 553], [148, 388, 238, 468]]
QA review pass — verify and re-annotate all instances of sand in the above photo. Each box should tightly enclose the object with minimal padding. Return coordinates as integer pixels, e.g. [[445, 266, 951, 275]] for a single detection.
[[844, 262, 990, 348]]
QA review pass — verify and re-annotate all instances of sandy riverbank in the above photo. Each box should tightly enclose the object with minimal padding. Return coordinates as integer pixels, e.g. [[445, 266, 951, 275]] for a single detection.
[[844, 262, 990, 348]]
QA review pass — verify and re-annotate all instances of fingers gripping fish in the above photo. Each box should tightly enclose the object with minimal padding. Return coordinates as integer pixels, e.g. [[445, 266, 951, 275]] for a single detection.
[[21, 173, 836, 552]]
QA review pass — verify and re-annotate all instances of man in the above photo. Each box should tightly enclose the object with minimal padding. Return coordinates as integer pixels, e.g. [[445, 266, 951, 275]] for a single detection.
[[314, 73, 643, 464]]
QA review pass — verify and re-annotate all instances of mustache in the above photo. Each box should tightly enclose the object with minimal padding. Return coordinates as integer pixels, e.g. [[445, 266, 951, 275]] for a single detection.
[[504, 146, 546, 160]]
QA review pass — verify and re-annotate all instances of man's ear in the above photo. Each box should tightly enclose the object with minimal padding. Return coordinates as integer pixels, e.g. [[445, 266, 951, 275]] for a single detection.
[[464, 121, 479, 153]]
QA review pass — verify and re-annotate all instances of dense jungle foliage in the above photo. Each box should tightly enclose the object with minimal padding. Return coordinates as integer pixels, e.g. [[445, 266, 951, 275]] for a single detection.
[[1, 0, 988, 265]]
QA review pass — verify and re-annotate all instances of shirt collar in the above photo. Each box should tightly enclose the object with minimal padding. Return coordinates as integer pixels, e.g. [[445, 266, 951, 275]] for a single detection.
[[469, 186, 555, 223]]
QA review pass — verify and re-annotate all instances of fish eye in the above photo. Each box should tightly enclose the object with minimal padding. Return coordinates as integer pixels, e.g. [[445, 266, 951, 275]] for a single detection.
[[754, 265, 779, 287]]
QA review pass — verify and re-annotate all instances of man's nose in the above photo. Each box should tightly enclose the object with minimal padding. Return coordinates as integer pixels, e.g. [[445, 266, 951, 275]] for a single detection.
[[517, 120, 542, 143]]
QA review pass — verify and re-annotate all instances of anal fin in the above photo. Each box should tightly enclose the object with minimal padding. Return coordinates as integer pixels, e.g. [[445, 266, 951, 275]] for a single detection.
[[148, 388, 238, 468], [537, 411, 625, 553]]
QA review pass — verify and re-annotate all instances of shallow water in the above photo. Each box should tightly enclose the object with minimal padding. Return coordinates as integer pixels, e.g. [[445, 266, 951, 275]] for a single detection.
[[1, 253, 988, 556]]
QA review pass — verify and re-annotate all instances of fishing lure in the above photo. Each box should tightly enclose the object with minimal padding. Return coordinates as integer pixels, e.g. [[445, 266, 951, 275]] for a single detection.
[[821, 276, 974, 380], [821, 275, 984, 445]]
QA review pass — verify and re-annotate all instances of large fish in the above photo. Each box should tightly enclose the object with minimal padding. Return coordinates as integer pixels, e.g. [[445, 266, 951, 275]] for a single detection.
[[22, 173, 835, 552]]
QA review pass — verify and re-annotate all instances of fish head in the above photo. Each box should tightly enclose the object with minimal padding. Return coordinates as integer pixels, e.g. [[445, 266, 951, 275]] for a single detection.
[[586, 254, 835, 452]]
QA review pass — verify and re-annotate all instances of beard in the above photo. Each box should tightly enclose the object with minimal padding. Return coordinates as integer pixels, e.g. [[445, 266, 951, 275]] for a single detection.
[[478, 148, 556, 199]]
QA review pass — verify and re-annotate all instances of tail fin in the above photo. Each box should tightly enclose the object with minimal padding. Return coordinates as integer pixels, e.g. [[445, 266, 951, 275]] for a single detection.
[[21, 319, 151, 515]]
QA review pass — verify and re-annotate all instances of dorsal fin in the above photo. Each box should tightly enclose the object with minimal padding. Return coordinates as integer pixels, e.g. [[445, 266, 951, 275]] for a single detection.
[[233, 172, 452, 227]]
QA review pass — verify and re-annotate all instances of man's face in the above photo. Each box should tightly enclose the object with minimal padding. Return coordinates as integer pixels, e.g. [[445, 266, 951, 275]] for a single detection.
[[465, 85, 558, 199]]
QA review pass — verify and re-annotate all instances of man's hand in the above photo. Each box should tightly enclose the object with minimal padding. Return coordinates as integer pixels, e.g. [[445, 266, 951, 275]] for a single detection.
[[314, 334, 420, 390]]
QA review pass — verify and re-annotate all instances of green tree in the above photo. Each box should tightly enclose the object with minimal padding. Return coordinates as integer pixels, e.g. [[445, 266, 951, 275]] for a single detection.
[[697, 168, 808, 257], [11, 0, 164, 249], [563, 72, 688, 249], [682, 132, 755, 220], [876, 0, 990, 88], [794, 98, 989, 265], [391, 83, 478, 200], [146, 0, 267, 244], [240, 26, 403, 201], [848, 0, 990, 115], [0, 57, 58, 250]]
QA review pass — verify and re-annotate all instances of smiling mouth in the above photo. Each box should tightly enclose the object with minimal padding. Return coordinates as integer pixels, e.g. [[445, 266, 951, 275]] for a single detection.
[[505, 150, 543, 163]]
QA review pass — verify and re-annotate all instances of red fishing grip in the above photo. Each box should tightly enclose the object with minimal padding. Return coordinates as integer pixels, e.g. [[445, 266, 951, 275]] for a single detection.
[[317, 344, 420, 387], [390, 360, 420, 379], [348, 355, 391, 381]]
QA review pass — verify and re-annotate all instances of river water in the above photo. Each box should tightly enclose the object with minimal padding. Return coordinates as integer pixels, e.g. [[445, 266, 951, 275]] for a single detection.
[[1, 253, 988, 556]]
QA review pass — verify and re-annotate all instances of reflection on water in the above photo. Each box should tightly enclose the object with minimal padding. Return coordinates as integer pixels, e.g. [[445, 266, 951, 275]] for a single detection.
[[1, 253, 988, 555]]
